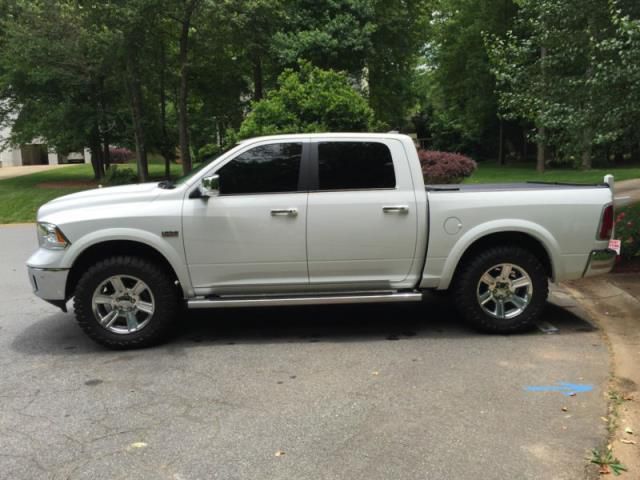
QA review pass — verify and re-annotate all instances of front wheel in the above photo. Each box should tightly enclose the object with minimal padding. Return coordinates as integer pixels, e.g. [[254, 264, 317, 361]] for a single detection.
[[73, 256, 180, 349], [453, 246, 548, 333]]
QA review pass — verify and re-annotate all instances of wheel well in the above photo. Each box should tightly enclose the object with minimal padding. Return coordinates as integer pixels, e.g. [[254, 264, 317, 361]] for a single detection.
[[65, 240, 180, 299], [453, 232, 553, 283]]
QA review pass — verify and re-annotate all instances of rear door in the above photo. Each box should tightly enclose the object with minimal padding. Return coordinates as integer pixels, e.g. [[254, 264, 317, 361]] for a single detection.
[[306, 138, 418, 290]]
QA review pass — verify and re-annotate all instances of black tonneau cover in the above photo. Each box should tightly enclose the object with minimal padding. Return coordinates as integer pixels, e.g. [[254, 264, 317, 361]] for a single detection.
[[426, 181, 610, 192]]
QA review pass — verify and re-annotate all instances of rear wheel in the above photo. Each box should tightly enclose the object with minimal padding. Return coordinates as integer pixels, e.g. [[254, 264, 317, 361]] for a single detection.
[[74, 256, 180, 349], [453, 246, 548, 333]]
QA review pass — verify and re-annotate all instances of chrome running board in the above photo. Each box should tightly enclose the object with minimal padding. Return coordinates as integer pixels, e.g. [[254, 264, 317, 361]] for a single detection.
[[187, 291, 423, 309]]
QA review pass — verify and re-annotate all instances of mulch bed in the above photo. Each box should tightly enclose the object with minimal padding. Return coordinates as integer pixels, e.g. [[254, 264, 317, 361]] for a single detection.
[[612, 257, 640, 274], [36, 181, 99, 189]]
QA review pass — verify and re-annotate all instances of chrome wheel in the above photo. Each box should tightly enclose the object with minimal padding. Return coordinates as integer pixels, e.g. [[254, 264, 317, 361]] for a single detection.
[[91, 275, 155, 334], [476, 263, 533, 320]]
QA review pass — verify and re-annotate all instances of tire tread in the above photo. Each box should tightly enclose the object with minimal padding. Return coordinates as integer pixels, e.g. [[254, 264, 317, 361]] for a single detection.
[[453, 245, 548, 334], [73, 255, 179, 349]]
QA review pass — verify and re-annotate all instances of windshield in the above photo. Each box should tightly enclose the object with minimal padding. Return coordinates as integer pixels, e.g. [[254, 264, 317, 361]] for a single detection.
[[174, 144, 238, 185]]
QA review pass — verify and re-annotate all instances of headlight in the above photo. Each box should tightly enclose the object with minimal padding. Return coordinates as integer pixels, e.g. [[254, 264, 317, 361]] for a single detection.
[[36, 222, 70, 250]]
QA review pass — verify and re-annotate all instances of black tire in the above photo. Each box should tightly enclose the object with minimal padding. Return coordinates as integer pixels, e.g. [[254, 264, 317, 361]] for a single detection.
[[452, 245, 548, 334], [73, 256, 180, 349]]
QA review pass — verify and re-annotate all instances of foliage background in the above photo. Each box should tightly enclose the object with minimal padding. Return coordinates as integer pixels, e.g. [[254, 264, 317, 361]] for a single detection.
[[0, 0, 639, 180]]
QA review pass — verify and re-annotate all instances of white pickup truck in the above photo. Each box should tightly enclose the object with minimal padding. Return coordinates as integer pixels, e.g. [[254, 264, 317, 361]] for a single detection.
[[27, 133, 617, 349]]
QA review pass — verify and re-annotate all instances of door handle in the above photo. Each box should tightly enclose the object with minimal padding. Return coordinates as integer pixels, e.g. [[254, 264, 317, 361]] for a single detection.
[[270, 208, 298, 217], [382, 205, 409, 214]]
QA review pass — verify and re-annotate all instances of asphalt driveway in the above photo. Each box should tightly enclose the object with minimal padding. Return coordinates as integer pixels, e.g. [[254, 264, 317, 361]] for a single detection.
[[1, 224, 609, 480]]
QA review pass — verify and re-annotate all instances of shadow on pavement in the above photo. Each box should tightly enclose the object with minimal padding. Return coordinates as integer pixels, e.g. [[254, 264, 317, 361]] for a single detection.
[[11, 295, 598, 355]]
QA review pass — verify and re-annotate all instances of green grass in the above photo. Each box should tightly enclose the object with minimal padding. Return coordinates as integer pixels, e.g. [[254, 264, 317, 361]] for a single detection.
[[466, 161, 640, 184], [0, 163, 183, 224]]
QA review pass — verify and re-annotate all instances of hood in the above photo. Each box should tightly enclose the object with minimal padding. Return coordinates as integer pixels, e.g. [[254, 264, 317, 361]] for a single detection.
[[38, 183, 162, 221]]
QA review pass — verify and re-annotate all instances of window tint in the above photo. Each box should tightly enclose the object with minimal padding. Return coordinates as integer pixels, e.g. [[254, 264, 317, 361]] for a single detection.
[[318, 142, 395, 190], [217, 143, 302, 195]]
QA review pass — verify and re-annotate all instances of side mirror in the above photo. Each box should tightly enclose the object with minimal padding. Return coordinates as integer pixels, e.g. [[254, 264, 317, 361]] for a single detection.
[[199, 174, 220, 198]]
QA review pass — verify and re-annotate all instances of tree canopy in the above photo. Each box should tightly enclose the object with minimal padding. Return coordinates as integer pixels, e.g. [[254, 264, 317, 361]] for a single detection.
[[0, 0, 638, 179]]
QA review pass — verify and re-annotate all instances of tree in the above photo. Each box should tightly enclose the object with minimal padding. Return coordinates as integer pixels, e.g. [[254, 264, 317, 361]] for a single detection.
[[223, 0, 286, 101], [272, 0, 375, 78], [367, 0, 430, 129], [173, 0, 203, 175], [416, 0, 519, 159], [589, 2, 640, 161], [236, 62, 378, 139], [486, 0, 619, 168], [0, 1, 122, 180]]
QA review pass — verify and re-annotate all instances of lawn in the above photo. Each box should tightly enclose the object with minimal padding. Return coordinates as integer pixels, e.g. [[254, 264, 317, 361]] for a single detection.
[[0, 163, 183, 224], [465, 161, 640, 184], [1, 160, 639, 224]]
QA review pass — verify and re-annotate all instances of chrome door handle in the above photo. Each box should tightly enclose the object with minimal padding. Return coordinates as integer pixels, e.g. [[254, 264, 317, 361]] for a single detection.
[[383, 205, 409, 214], [270, 208, 298, 217]]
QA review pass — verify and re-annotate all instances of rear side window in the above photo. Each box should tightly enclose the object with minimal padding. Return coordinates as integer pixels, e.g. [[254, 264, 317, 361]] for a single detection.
[[217, 143, 302, 195], [317, 142, 396, 190]]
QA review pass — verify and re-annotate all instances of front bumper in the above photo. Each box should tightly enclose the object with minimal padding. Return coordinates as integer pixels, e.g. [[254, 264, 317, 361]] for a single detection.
[[27, 266, 69, 309], [582, 249, 616, 278]]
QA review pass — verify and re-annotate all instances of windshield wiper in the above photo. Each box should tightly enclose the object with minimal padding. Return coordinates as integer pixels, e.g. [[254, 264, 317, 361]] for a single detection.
[[158, 180, 176, 189]]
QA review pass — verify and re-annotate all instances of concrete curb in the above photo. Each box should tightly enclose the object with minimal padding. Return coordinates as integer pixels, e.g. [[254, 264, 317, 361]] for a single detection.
[[0, 223, 35, 228], [564, 275, 640, 478]]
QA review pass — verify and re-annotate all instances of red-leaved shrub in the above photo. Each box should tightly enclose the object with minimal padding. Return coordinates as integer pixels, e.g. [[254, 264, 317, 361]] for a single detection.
[[418, 149, 477, 184], [109, 147, 133, 164], [615, 207, 640, 260]]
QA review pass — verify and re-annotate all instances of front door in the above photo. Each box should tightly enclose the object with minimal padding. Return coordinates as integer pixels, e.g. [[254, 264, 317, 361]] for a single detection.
[[306, 139, 418, 289], [182, 141, 309, 294]]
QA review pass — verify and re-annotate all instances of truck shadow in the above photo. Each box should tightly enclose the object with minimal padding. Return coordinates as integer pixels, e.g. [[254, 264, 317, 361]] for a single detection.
[[11, 294, 599, 355]]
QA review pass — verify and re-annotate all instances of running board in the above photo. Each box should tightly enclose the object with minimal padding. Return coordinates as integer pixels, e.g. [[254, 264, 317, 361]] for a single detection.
[[187, 292, 423, 309]]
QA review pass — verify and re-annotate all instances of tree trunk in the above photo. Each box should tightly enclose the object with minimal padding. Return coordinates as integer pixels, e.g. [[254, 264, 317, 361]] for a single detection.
[[581, 129, 592, 169], [90, 126, 104, 181], [98, 76, 111, 171], [536, 47, 547, 173], [631, 143, 640, 163], [536, 126, 545, 173], [581, 148, 592, 169], [498, 117, 504, 165], [178, 2, 197, 176], [159, 38, 172, 180], [125, 53, 149, 182], [253, 52, 263, 101], [103, 133, 111, 171]]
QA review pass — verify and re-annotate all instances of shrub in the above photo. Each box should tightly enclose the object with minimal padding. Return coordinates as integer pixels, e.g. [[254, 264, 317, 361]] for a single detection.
[[109, 147, 133, 164], [197, 143, 223, 162], [615, 205, 640, 260], [105, 165, 137, 186], [418, 149, 477, 184], [236, 61, 378, 140]]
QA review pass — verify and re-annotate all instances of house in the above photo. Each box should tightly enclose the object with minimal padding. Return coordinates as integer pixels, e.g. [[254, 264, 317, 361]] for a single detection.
[[0, 123, 90, 168]]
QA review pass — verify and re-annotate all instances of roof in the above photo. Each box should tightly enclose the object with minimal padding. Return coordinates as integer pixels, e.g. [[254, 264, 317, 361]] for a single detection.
[[238, 132, 412, 144]]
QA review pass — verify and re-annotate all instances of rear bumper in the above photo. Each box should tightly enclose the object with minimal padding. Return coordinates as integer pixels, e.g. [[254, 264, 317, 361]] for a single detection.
[[582, 249, 616, 278], [27, 266, 69, 302]]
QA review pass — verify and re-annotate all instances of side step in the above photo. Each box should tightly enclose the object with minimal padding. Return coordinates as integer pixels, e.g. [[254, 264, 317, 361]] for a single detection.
[[187, 291, 423, 309]]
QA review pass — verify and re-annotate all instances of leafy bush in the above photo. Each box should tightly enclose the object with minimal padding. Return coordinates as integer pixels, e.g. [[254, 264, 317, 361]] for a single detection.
[[616, 204, 640, 260], [236, 61, 378, 139], [109, 147, 133, 164], [105, 166, 137, 186], [418, 149, 477, 184], [197, 143, 223, 162]]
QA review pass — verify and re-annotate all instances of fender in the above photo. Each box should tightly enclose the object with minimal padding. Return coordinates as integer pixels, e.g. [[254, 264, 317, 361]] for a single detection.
[[62, 228, 195, 297], [435, 219, 561, 290]]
